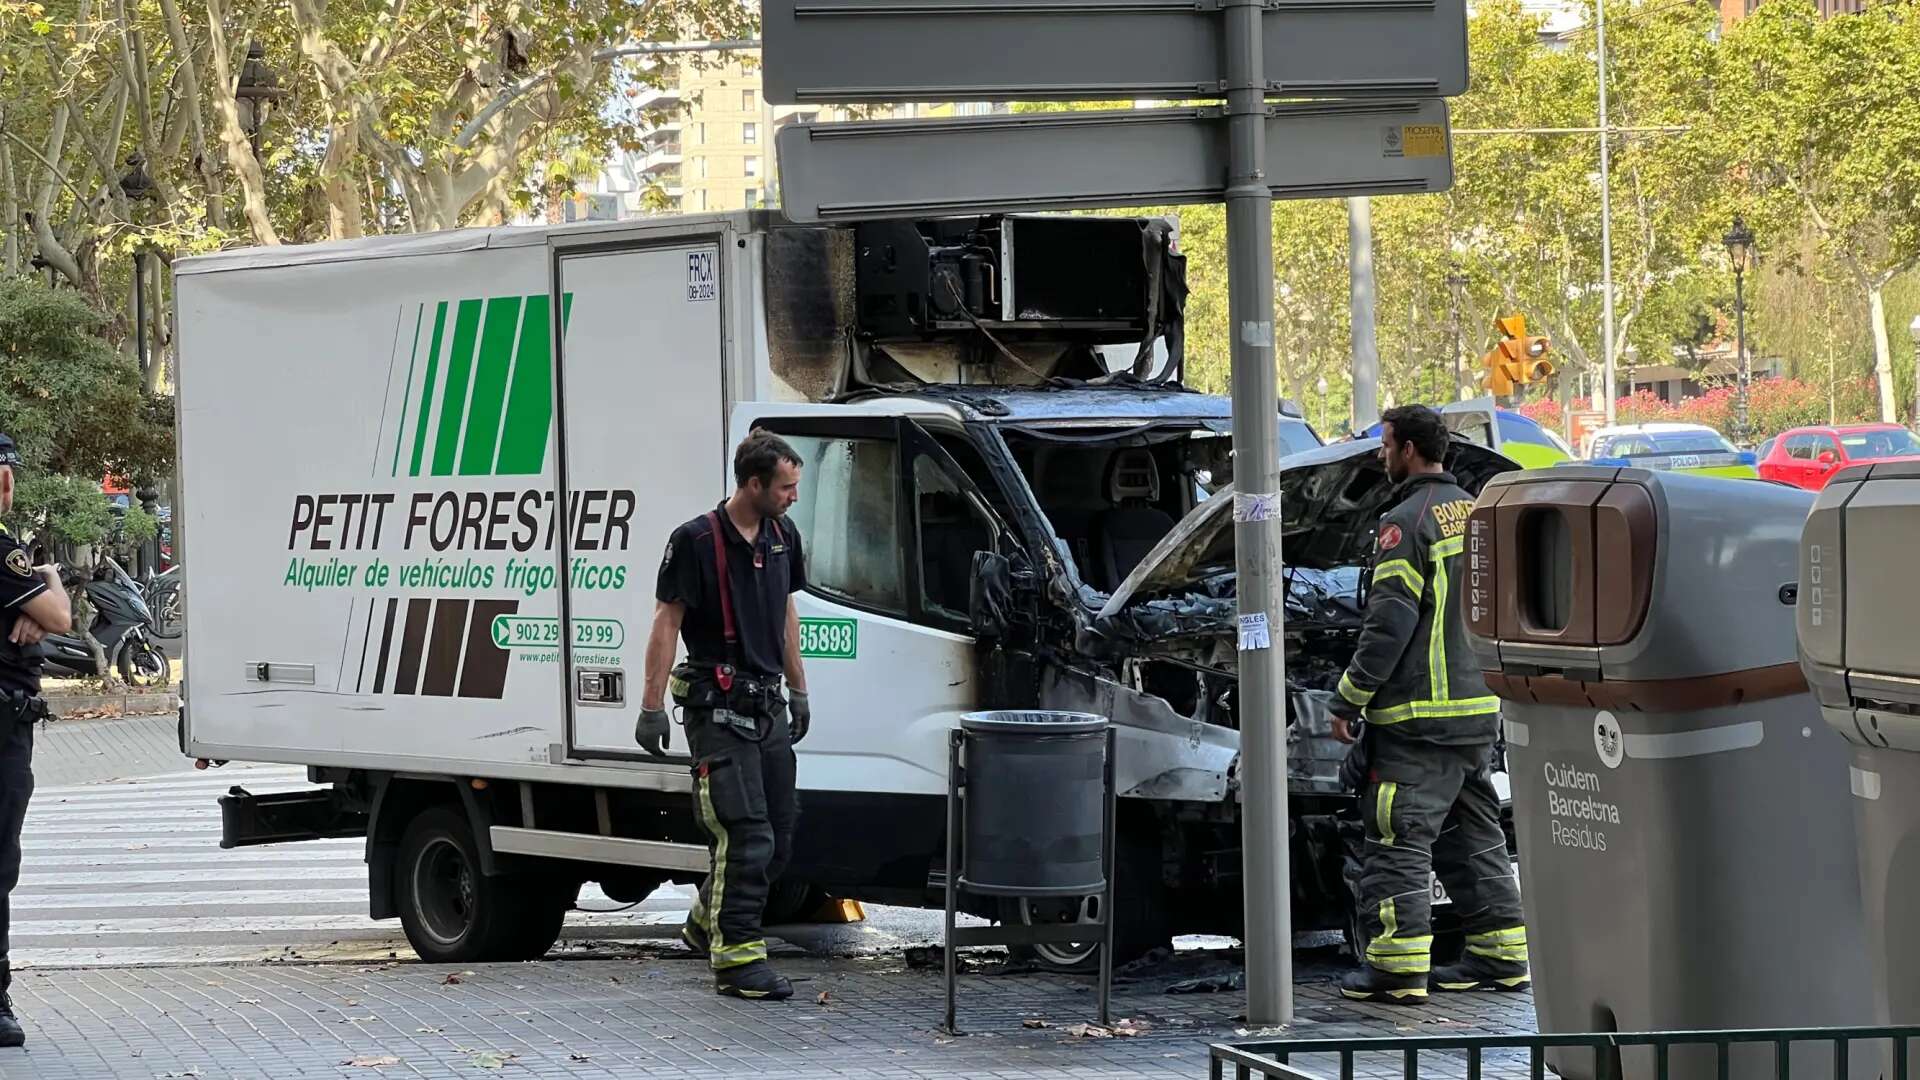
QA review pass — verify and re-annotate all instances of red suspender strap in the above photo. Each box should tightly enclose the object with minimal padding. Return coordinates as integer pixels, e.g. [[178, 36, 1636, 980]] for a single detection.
[[707, 511, 737, 650]]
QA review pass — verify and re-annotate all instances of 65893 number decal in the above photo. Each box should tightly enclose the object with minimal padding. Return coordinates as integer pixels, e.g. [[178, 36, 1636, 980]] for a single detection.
[[798, 618, 857, 660]]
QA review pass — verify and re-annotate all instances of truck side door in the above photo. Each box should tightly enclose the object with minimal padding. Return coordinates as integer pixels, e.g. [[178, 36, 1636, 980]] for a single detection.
[[734, 408, 1020, 799]]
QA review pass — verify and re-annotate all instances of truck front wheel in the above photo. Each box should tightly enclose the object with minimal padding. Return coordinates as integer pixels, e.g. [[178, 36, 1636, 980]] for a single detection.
[[395, 805, 568, 963]]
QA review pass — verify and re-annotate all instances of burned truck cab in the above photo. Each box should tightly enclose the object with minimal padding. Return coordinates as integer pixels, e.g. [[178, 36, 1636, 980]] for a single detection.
[[756, 211, 1516, 966]]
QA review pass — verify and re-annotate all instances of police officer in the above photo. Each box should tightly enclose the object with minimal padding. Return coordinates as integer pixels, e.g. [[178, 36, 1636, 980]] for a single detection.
[[0, 434, 72, 1046], [637, 430, 810, 1001], [1329, 405, 1527, 1004]]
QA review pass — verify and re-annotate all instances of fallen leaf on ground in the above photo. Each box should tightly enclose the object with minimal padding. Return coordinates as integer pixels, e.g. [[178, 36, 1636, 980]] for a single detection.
[[1022, 1019, 1050, 1029], [342, 998, 360, 1006], [441, 974, 462, 985], [414, 1027, 441, 1035], [468, 1050, 516, 1069], [344, 1056, 401, 1068], [816, 991, 831, 1005], [234, 998, 261, 1006], [569, 1053, 590, 1062], [1064, 1024, 1111, 1039]]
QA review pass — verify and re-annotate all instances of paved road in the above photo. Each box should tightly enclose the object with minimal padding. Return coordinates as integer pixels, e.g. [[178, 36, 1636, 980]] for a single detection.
[[14, 729, 954, 969], [0, 715, 1548, 1079]]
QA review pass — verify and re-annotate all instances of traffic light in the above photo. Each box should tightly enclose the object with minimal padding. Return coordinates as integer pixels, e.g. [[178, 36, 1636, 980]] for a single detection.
[[1478, 314, 1554, 398]]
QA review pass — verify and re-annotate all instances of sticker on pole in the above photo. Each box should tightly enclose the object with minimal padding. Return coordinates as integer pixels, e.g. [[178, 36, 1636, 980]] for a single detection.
[[686, 250, 718, 302], [1234, 492, 1280, 523], [1238, 612, 1271, 651]]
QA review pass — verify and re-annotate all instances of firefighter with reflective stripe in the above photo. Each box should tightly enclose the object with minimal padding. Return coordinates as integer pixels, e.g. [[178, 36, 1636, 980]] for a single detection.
[[638, 430, 811, 1002], [1328, 405, 1527, 1004], [0, 433, 72, 1047]]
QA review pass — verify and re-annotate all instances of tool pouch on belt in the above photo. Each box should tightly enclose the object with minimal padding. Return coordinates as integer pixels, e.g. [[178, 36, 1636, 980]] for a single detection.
[[0, 692, 44, 725], [669, 662, 728, 710]]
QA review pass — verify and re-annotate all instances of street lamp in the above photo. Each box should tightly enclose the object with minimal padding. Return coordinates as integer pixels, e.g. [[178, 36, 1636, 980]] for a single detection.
[[1723, 214, 1755, 444], [1445, 266, 1469, 402], [1316, 375, 1330, 435], [233, 41, 287, 160]]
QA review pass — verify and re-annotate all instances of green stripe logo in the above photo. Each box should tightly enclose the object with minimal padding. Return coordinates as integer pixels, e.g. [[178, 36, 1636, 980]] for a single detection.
[[388, 294, 573, 477]]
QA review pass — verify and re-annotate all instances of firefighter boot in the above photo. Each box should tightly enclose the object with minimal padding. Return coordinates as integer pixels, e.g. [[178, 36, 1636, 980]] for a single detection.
[[714, 960, 794, 1001], [1430, 953, 1530, 993], [681, 919, 710, 956], [0, 962, 23, 1047], [1339, 965, 1429, 1004]]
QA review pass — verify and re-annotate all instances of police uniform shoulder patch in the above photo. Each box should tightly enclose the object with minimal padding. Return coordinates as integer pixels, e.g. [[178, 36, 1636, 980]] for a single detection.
[[5, 548, 30, 578], [1376, 523, 1403, 552]]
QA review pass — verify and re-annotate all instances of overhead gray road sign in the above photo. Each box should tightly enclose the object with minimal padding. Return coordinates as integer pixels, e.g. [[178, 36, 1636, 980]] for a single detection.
[[774, 100, 1452, 222], [763, 0, 1468, 103]]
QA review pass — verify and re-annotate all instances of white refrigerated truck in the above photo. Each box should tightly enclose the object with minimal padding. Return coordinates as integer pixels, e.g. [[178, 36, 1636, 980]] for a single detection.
[[175, 210, 1508, 969]]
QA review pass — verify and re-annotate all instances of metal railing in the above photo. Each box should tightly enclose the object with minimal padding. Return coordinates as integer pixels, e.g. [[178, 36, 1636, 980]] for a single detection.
[[1210, 1026, 1920, 1080]]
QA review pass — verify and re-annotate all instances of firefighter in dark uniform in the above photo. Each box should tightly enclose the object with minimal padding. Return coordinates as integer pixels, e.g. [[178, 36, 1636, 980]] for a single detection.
[[1329, 405, 1527, 1004], [637, 430, 810, 1001], [0, 433, 72, 1046]]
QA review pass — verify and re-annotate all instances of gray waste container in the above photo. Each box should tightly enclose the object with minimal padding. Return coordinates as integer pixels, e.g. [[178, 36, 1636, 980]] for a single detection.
[[957, 711, 1109, 897], [1799, 459, 1920, 1032], [1466, 466, 1871, 1080]]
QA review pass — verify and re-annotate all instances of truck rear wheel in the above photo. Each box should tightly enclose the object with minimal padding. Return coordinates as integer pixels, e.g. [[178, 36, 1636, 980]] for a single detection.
[[1000, 827, 1171, 973], [395, 806, 567, 963]]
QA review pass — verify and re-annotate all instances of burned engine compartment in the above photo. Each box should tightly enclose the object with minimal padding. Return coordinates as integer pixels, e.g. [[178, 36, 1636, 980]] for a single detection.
[[1003, 427, 1518, 797]]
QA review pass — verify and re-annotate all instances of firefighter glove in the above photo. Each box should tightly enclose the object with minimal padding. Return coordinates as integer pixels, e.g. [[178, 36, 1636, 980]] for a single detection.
[[635, 707, 672, 757], [788, 688, 811, 745]]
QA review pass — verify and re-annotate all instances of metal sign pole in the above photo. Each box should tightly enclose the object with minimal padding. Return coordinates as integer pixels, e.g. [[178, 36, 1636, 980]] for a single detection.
[[1223, 0, 1293, 1027]]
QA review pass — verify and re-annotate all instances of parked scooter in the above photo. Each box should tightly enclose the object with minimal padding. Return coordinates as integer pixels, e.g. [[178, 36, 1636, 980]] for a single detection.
[[145, 563, 183, 639], [36, 556, 171, 687]]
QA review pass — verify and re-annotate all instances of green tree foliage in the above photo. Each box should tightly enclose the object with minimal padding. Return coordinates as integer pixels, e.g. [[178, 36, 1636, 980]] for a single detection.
[[1718, 0, 1920, 422], [0, 277, 173, 540]]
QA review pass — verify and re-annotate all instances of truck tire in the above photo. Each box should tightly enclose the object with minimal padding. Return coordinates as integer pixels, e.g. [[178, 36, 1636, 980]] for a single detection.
[[763, 878, 826, 926], [1001, 828, 1171, 974], [395, 806, 566, 963]]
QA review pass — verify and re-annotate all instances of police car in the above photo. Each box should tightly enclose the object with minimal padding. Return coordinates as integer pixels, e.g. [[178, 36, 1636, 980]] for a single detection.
[[1577, 422, 1760, 479]]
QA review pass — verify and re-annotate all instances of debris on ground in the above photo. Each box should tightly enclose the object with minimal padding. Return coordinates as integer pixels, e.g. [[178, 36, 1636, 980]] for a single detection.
[[1167, 970, 1245, 994], [816, 990, 832, 1005], [468, 1050, 516, 1069], [904, 945, 970, 972], [1022, 1018, 1050, 1029], [1114, 946, 1175, 976], [1064, 1019, 1147, 1039], [344, 1056, 401, 1068]]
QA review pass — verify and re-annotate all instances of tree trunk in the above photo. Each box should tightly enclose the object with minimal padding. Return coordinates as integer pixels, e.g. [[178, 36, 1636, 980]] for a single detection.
[[204, 0, 281, 245], [1869, 282, 1897, 423], [0, 127, 17, 276]]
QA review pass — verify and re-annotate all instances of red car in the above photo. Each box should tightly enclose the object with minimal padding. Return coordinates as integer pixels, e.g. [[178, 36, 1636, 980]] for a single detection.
[[1756, 424, 1920, 489]]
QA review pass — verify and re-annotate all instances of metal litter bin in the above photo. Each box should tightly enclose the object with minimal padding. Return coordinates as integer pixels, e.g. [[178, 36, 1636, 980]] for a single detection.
[[942, 710, 1116, 1034], [1465, 466, 1871, 1080], [1800, 460, 1920, 1032], [957, 710, 1109, 897]]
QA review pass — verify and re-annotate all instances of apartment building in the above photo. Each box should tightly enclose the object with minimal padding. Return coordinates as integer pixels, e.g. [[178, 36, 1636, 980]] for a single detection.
[[565, 56, 1003, 219]]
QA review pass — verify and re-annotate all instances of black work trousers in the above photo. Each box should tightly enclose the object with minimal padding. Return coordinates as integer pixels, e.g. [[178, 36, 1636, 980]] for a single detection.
[[685, 708, 798, 971], [0, 716, 32, 969], [1357, 734, 1526, 976]]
